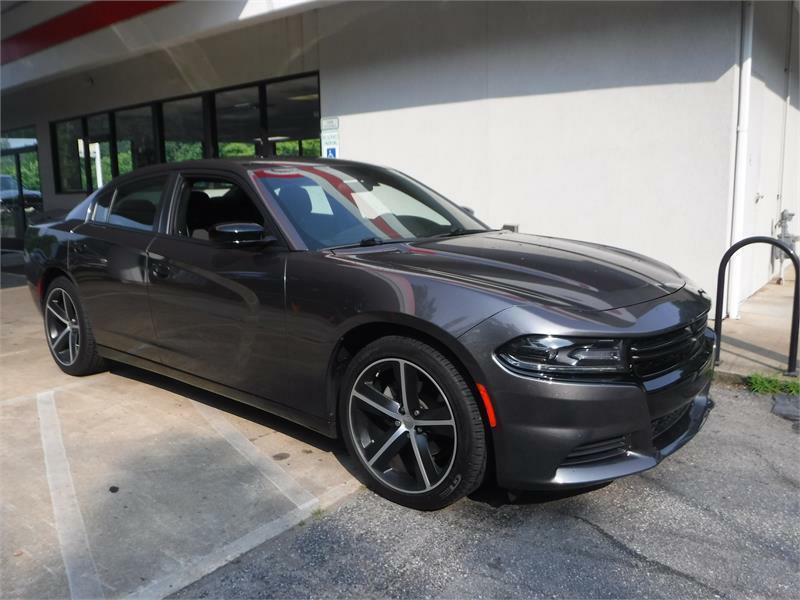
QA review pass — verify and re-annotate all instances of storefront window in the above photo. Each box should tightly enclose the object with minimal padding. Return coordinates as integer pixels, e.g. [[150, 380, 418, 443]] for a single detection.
[[216, 86, 260, 157], [54, 119, 86, 192], [115, 105, 156, 174], [49, 73, 321, 193], [87, 114, 113, 189], [164, 96, 205, 162], [266, 75, 320, 156]]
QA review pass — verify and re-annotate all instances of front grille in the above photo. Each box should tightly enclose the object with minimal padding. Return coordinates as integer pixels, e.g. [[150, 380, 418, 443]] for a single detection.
[[562, 435, 629, 466], [651, 402, 691, 440], [629, 315, 710, 379]]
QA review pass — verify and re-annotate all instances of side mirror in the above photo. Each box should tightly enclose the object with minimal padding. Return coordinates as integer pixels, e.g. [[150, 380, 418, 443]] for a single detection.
[[461, 206, 475, 216], [208, 222, 276, 246]]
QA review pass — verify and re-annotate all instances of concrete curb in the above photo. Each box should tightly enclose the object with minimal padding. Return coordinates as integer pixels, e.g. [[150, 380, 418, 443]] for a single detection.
[[713, 370, 748, 385]]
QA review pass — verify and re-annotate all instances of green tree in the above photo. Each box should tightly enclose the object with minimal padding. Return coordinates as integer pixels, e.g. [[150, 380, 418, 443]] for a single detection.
[[165, 141, 203, 162], [219, 142, 255, 157]]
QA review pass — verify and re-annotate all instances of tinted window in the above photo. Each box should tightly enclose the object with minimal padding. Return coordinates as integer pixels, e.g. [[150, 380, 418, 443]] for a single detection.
[[66, 191, 98, 222], [216, 87, 259, 157], [107, 176, 167, 231], [116, 106, 156, 174], [164, 97, 205, 162], [91, 188, 114, 223], [54, 119, 86, 192], [174, 178, 264, 241], [87, 114, 112, 189], [266, 75, 320, 157]]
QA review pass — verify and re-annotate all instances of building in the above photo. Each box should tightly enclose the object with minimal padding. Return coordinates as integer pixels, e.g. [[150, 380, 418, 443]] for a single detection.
[[1, 0, 798, 317]]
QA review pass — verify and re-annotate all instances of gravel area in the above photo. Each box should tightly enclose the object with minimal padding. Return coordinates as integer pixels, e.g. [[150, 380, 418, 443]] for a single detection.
[[173, 383, 799, 599]]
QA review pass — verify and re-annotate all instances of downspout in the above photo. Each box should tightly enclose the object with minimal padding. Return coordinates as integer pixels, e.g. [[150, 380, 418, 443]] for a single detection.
[[776, 0, 795, 281], [727, 0, 755, 319]]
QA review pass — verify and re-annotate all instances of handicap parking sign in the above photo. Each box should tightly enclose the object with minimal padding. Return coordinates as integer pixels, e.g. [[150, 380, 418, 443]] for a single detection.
[[321, 128, 339, 159]]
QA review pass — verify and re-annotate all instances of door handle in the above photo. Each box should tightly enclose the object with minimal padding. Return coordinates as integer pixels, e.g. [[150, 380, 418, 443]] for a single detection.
[[150, 262, 171, 280]]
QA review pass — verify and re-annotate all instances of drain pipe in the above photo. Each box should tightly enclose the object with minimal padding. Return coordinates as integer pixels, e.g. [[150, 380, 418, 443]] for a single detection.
[[727, 0, 755, 320], [776, 1, 796, 282]]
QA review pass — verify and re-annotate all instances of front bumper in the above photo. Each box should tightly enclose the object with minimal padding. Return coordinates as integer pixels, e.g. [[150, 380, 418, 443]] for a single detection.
[[459, 295, 716, 491], [489, 351, 713, 490]]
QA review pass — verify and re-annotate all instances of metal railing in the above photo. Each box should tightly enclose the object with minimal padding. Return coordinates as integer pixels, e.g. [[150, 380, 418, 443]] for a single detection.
[[714, 236, 799, 376]]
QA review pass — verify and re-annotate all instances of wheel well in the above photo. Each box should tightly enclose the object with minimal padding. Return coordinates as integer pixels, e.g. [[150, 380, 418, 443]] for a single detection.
[[38, 267, 70, 305], [329, 322, 496, 479], [333, 323, 474, 391]]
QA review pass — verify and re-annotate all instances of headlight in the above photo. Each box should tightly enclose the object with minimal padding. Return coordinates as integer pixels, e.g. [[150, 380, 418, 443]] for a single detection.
[[496, 335, 627, 376]]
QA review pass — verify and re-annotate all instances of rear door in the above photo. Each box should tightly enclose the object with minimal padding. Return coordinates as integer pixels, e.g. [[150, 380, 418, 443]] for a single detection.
[[146, 170, 288, 403], [70, 174, 171, 362]]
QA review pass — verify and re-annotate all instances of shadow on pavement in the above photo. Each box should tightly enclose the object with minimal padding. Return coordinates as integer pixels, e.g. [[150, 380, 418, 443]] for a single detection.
[[108, 361, 347, 457]]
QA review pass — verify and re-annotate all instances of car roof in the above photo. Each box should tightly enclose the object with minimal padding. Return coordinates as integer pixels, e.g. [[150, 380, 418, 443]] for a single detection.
[[110, 156, 382, 184]]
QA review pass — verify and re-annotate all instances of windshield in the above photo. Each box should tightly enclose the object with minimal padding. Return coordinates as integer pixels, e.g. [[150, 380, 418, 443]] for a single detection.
[[253, 163, 487, 249], [1, 175, 19, 191]]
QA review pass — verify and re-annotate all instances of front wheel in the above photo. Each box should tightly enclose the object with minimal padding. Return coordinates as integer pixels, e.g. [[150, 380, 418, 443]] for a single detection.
[[340, 336, 487, 510]]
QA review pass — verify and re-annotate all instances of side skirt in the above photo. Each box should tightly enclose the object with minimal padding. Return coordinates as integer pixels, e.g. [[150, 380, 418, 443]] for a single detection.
[[97, 345, 337, 438]]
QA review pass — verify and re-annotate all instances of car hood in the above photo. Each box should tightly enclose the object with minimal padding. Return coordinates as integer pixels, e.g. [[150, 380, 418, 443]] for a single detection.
[[335, 231, 685, 312]]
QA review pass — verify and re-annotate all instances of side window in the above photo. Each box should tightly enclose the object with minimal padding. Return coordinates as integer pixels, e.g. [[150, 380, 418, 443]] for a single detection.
[[175, 177, 264, 241], [107, 176, 168, 232]]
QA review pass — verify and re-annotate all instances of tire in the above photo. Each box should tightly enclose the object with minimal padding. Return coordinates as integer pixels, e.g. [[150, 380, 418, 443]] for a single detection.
[[340, 335, 487, 510], [43, 276, 107, 376]]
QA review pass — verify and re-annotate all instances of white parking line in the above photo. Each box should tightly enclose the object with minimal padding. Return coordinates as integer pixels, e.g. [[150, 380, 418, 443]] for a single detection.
[[126, 499, 315, 599], [126, 482, 358, 600], [37, 391, 105, 600], [194, 401, 316, 509], [2, 378, 102, 408]]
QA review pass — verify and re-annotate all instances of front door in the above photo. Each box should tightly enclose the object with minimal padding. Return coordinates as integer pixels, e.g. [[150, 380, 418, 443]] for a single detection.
[[147, 174, 288, 403]]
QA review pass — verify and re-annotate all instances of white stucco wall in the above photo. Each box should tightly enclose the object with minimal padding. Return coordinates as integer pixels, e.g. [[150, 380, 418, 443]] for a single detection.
[[318, 1, 742, 297]]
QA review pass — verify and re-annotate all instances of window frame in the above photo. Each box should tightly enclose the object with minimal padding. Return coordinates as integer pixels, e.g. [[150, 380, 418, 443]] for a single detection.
[[50, 71, 320, 194]]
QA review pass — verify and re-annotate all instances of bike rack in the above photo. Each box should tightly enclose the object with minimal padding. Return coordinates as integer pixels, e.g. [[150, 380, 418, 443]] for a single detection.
[[714, 236, 799, 377]]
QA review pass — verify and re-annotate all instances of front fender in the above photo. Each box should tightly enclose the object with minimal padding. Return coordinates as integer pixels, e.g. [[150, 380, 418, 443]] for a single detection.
[[284, 252, 518, 428]]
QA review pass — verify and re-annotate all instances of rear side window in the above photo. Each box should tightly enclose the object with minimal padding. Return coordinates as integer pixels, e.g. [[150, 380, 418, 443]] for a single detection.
[[107, 176, 168, 232], [66, 191, 98, 222], [90, 189, 113, 223]]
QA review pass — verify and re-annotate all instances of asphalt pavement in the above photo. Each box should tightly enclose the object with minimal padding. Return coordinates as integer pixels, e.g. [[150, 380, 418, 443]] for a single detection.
[[173, 383, 799, 599]]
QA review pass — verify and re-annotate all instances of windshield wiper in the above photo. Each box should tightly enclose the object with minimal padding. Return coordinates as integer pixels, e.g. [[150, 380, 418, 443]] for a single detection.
[[437, 227, 491, 238], [358, 237, 384, 246], [326, 237, 401, 251]]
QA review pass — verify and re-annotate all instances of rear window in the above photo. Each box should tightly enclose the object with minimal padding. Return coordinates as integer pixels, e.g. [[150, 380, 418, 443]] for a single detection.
[[66, 191, 98, 222], [107, 177, 167, 231]]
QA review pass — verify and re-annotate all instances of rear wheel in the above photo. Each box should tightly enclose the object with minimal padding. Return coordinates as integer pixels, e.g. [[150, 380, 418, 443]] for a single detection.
[[340, 336, 487, 510], [44, 277, 107, 376]]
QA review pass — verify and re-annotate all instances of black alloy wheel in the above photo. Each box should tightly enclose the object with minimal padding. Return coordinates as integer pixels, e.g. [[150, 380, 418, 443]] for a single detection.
[[341, 336, 487, 510]]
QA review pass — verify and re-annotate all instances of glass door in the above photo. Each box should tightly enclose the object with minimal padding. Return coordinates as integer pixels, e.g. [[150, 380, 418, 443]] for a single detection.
[[1, 127, 42, 248]]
